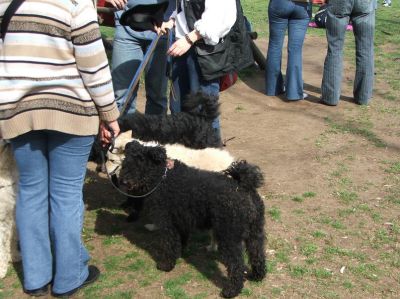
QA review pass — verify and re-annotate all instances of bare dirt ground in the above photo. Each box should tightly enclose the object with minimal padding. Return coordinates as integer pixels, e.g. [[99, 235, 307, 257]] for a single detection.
[[3, 35, 400, 298]]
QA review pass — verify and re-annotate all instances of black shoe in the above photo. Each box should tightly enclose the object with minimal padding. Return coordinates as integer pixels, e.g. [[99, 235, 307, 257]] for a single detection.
[[52, 265, 100, 298], [24, 284, 49, 297]]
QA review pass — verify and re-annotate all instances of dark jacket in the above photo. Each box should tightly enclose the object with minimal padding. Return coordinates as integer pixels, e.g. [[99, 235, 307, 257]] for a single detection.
[[184, 0, 254, 80]]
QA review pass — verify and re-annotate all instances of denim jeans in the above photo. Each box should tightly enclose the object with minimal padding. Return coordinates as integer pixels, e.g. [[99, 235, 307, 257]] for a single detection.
[[321, 0, 375, 105], [265, 0, 311, 100], [10, 130, 95, 293], [171, 47, 221, 138], [111, 24, 169, 115]]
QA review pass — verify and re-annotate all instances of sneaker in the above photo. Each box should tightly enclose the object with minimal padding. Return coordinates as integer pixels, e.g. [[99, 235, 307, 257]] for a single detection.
[[24, 284, 50, 297], [52, 265, 100, 298], [303, 92, 309, 99], [383, 3, 391, 6]]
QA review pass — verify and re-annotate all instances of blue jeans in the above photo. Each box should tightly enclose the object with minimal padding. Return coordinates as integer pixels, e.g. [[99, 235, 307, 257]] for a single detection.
[[265, 0, 311, 100], [321, 0, 375, 105], [111, 24, 169, 115], [10, 131, 95, 293], [171, 47, 221, 138]]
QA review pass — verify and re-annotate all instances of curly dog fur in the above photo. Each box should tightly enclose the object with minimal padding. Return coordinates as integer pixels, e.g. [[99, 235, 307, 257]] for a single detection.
[[0, 140, 20, 278], [119, 141, 266, 298], [106, 132, 235, 222], [117, 93, 221, 149]]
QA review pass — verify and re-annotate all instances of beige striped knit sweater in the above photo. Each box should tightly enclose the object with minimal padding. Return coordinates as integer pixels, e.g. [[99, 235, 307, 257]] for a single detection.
[[0, 0, 120, 139]]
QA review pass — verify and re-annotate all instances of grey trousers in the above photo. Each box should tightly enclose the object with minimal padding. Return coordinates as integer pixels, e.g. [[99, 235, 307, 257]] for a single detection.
[[321, 0, 375, 105]]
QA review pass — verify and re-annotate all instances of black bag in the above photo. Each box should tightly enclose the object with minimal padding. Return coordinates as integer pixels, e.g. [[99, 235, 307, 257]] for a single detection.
[[314, 4, 330, 28], [186, 0, 254, 81]]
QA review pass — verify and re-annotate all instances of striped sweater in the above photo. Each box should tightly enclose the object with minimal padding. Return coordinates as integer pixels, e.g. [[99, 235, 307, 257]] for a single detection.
[[0, 0, 120, 139]]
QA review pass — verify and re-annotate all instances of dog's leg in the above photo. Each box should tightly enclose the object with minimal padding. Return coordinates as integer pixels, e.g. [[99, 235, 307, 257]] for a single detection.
[[155, 225, 182, 272], [125, 197, 144, 222], [217, 239, 246, 298], [244, 221, 266, 281], [245, 197, 266, 281]]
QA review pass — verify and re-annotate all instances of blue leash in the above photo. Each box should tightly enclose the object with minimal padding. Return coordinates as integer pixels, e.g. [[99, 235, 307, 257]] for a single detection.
[[120, 31, 164, 116]]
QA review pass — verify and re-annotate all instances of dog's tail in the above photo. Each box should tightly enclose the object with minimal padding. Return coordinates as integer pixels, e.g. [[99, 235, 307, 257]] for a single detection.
[[182, 93, 220, 121], [224, 160, 264, 191]]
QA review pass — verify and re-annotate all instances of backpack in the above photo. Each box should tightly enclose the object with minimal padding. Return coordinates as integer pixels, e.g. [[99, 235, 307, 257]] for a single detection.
[[314, 4, 330, 28]]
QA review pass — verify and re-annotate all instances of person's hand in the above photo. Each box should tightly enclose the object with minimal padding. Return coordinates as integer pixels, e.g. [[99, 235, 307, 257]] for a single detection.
[[99, 120, 120, 147], [154, 19, 175, 35], [167, 30, 201, 57], [105, 0, 127, 10], [167, 38, 192, 57]]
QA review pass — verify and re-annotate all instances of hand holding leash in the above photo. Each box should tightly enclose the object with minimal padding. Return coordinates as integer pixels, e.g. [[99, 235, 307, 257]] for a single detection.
[[99, 120, 120, 148]]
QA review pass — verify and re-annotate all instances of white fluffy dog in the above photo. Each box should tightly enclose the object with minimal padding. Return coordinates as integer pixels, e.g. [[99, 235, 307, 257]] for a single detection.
[[106, 131, 235, 174], [0, 140, 20, 278]]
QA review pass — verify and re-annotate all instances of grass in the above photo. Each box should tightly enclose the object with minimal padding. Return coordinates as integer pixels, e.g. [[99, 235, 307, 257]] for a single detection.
[[1, 2, 400, 299]]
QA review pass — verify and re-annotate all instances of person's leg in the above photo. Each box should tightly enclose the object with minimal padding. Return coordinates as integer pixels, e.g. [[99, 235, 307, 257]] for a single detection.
[[265, 0, 289, 96], [10, 131, 53, 291], [170, 52, 191, 113], [321, 8, 350, 105], [286, 3, 311, 100], [143, 32, 169, 115], [352, 4, 375, 105], [48, 132, 95, 294], [111, 25, 144, 115], [188, 49, 221, 138]]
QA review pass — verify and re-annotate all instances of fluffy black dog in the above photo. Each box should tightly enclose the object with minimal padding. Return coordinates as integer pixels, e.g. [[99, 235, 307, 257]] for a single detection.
[[119, 140, 266, 298], [89, 92, 220, 170], [118, 93, 221, 149]]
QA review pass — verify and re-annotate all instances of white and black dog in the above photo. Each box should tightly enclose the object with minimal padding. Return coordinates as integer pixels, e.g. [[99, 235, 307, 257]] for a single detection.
[[0, 140, 20, 278]]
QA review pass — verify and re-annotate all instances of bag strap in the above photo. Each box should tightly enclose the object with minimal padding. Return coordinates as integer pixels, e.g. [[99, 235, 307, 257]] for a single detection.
[[1, 0, 25, 40]]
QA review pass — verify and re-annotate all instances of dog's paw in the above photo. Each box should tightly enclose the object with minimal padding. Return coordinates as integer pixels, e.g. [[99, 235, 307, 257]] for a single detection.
[[245, 269, 266, 281], [156, 261, 175, 272], [220, 287, 241, 298]]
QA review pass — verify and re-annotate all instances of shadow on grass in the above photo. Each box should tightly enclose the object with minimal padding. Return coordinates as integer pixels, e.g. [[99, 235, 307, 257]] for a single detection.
[[84, 172, 228, 291], [93, 209, 227, 291]]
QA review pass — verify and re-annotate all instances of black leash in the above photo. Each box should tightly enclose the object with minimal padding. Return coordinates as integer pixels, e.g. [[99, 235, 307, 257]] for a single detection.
[[99, 125, 169, 198], [1, 0, 25, 41]]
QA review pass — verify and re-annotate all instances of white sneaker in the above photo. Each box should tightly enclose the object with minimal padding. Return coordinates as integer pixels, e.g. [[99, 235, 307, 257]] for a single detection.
[[303, 92, 309, 99]]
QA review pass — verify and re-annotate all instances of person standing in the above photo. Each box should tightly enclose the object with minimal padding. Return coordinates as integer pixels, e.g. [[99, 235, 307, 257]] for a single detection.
[[156, 0, 253, 142], [0, 0, 120, 296], [106, 0, 174, 115], [265, 0, 312, 101], [321, 0, 376, 106]]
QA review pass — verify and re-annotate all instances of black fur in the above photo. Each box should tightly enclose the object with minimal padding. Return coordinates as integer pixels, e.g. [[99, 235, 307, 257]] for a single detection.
[[118, 93, 221, 149], [119, 141, 266, 298]]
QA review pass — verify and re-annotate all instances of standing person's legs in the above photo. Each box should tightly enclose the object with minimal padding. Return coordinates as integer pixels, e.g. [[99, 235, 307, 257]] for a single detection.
[[265, 0, 289, 96], [352, 8, 375, 105], [143, 33, 169, 115], [47, 131, 95, 294], [111, 25, 144, 115], [170, 52, 190, 113], [286, 3, 311, 100], [321, 9, 350, 105], [10, 131, 52, 291], [171, 48, 221, 139]]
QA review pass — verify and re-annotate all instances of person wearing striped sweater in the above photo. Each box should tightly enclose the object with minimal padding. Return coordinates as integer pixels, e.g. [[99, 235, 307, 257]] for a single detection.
[[0, 0, 120, 296]]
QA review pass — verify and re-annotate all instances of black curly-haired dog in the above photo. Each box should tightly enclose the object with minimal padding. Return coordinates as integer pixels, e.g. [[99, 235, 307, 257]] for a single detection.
[[119, 140, 266, 298], [89, 92, 221, 169], [118, 93, 221, 149]]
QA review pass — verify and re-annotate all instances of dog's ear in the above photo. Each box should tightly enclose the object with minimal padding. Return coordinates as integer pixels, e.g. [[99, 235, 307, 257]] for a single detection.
[[146, 146, 166, 164], [125, 140, 142, 154]]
